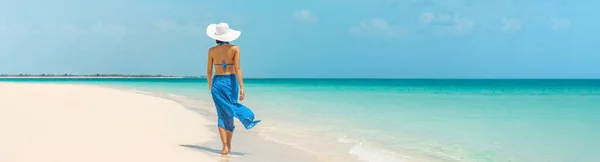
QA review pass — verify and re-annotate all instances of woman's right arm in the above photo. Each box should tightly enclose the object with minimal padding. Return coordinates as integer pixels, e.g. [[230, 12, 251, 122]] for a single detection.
[[232, 46, 245, 100], [206, 49, 213, 90]]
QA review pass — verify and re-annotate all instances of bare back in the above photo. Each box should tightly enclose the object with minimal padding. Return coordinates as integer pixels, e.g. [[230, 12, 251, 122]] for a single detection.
[[208, 44, 240, 75]]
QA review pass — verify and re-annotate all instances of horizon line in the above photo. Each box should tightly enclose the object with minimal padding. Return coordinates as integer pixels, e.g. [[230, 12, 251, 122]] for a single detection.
[[0, 74, 599, 80]]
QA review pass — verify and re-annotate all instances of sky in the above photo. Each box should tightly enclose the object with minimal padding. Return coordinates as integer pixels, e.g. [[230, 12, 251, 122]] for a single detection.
[[0, 0, 599, 78]]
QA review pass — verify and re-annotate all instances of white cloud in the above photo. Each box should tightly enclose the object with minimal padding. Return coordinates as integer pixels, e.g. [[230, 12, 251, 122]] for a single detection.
[[551, 17, 570, 31], [293, 10, 317, 23], [502, 17, 521, 32], [420, 12, 435, 24], [350, 18, 404, 37], [454, 17, 474, 32], [420, 12, 455, 25], [419, 12, 474, 33]]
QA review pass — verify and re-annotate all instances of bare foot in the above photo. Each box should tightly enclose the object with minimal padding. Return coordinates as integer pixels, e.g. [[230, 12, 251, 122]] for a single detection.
[[221, 146, 230, 155], [227, 144, 231, 153]]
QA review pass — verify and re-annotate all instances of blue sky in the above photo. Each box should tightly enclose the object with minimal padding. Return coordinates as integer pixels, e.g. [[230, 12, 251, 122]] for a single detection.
[[0, 0, 599, 78]]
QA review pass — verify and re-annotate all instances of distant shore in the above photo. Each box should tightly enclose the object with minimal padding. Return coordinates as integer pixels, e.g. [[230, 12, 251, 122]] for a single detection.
[[0, 75, 204, 78], [0, 76, 188, 78]]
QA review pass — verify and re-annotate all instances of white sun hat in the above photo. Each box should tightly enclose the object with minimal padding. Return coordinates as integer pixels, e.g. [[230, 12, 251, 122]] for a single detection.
[[206, 22, 241, 42]]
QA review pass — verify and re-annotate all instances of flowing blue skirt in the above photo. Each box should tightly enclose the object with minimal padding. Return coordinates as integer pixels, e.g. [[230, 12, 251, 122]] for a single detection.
[[211, 74, 261, 132]]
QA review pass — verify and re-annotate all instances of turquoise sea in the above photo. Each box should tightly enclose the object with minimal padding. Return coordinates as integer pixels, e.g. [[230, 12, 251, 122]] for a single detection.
[[1, 78, 599, 162]]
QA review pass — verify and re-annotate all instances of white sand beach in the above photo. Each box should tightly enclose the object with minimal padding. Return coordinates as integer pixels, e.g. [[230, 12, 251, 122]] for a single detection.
[[0, 83, 319, 162]]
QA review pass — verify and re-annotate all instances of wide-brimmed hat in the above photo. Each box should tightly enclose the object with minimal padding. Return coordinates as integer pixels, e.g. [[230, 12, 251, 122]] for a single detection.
[[206, 23, 241, 42]]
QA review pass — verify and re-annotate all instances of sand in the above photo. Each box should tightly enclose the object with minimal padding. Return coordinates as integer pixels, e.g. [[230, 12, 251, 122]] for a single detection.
[[0, 83, 319, 162]]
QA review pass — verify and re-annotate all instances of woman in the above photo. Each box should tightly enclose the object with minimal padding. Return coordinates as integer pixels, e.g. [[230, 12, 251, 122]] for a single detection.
[[205, 22, 261, 155]]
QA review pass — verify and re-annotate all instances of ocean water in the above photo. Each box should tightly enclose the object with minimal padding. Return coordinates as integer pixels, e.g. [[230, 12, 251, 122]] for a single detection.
[[2, 78, 599, 162]]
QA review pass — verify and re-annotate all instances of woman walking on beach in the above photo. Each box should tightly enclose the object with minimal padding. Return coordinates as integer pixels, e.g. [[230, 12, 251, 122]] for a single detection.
[[205, 22, 261, 155]]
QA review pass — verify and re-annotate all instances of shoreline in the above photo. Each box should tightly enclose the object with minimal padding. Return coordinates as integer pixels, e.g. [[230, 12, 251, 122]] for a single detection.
[[121, 85, 418, 162], [0, 82, 319, 162], [0, 77, 188, 78], [123, 87, 330, 162]]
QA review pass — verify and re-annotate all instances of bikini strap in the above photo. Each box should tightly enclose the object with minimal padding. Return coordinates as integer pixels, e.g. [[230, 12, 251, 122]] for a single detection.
[[215, 42, 235, 70]]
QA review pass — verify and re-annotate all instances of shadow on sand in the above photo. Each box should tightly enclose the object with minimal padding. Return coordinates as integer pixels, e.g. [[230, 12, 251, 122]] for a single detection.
[[179, 145, 248, 156]]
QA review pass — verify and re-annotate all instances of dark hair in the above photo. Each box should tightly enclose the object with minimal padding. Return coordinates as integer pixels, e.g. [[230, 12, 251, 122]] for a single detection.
[[216, 40, 226, 44]]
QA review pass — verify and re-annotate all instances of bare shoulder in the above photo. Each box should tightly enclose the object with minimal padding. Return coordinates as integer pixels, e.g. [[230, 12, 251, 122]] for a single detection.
[[208, 46, 218, 56], [229, 45, 240, 54], [209, 46, 218, 52], [230, 45, 240, 51]]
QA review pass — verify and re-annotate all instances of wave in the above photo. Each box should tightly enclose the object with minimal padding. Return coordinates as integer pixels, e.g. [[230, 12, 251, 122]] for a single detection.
[[252, 122, 437, 162]]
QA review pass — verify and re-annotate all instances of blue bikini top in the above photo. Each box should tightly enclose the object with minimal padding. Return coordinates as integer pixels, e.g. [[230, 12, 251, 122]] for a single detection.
[[214, 42, 235, 70]]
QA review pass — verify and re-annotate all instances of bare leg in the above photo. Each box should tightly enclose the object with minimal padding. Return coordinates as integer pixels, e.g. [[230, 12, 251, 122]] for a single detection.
[[226, 130, 233, 152], [217, 127, 229, 155]]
